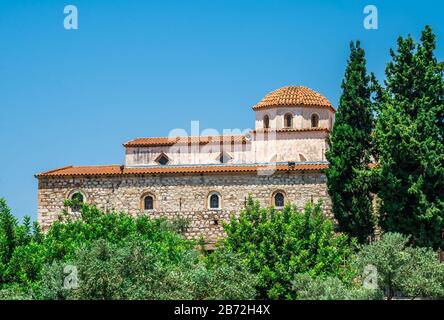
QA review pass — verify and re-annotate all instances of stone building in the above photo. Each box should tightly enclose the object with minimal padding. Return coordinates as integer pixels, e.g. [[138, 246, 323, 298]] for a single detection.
[[36, 86, 336, 246]]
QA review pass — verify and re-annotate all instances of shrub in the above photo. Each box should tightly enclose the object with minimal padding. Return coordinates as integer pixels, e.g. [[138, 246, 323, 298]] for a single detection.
[[354, 232, 444, 299], [39, 239, 257, 300], [291, 273, 383, 300], [0, 284, 34, 300], [43, 202, 194, 263], [221, 196, 356, 299], [3, 241, 46, 285]]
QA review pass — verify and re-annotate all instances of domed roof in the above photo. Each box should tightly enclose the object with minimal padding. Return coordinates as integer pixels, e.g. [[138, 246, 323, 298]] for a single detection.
[[253, 86, 334, 111]]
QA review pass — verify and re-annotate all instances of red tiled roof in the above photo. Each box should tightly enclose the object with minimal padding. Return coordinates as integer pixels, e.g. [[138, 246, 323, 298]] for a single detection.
[[36, 165, 124, 177], [36, 163, 329, 178], [124, 135, 247, 147], [253, 86, 335, 112]]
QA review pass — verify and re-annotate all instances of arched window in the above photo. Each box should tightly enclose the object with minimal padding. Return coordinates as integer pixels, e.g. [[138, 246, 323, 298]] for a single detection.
[[263, 115, 270, 129], [69, 190, 85, 213], [311, 114, 319, 128], [141, 192, 156, 211], [144, 195, 154, 210], [208, 192, 221, 210], [272, 191, 285, 208], [284, 113, 293, 128]]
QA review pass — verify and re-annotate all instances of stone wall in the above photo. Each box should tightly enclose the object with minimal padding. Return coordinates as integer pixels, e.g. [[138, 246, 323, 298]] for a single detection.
[[38, 171, 331, 245]]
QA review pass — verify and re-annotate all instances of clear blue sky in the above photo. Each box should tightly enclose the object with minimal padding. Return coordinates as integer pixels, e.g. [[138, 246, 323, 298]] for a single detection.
[[0, 0, 443, 220]]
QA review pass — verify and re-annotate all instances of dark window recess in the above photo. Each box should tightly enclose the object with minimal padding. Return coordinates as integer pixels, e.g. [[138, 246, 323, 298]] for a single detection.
[[311, 114, 319, 128], [144, 196, 154, 210], [157, 155, 169, 165], [210, 194, 220, 209], [274, 192, 284, 207], [263, 115, 270, 129], [285, 114, 293, 128]]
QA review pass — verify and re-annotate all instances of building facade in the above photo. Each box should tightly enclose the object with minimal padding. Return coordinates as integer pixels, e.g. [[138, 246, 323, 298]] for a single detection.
[[36, 86, 335, 246]]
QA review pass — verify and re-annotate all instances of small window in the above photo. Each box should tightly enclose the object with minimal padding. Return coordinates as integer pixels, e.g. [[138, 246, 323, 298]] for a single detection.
[[274, 192, 285, 208], [155, 153, 170, 165], [284, 114, 293, 128], [208, 192, 221, 210], [263, 115, 270, 129], [144, 195, 154, 210], [311, 114, 319, 128]]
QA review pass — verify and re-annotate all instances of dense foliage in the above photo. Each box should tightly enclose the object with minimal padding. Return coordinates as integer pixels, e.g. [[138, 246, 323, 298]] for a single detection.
[[221, 196, 356, 299], [354, 233, 444, 299], [373, 25, 444, 249], [39, 239, 257, 300], [1, 196, 443, 300], [0, 198, 257, 300], [0, 198, 44, 287], [290, 273, 383, 300], [326, 41, 375, 243]]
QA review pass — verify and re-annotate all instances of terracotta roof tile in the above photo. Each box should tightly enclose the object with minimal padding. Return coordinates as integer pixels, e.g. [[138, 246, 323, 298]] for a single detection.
[[36, 163, 329, 178], [124, 135, 247, 147], [36, 165, 123, 177], [253, 86, 335, 112]]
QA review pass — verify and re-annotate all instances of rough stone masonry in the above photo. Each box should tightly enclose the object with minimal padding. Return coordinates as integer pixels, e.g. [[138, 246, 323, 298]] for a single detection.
[[36, 86, 336, 246]]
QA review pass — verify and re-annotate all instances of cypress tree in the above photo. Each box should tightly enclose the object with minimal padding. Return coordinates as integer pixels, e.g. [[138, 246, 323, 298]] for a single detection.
[[326, 41, 375, 243], [0, 198, 17, 270], [374, 26, 444, 249]]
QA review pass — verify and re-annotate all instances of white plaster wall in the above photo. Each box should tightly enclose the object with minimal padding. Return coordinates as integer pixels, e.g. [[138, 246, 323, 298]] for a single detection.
[[125, 142, 252, 166], [254, 106, 334, 130], [252, 131, 328, 163]]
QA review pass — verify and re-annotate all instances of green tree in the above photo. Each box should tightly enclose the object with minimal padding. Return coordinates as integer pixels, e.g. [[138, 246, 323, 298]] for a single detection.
[[374, 26, 444, 249], [354, 232, 444, 299], [326, 41, 375, 244], [0, 198, 17, 265], [39, 239, 257, 300], [0, 198, 45, 289], [0, 200, 257, 300], [221, 196, 356, 300], [43, 201, 194, 263], [3, 241, 46, 286], [0, 198, 18, 284]]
